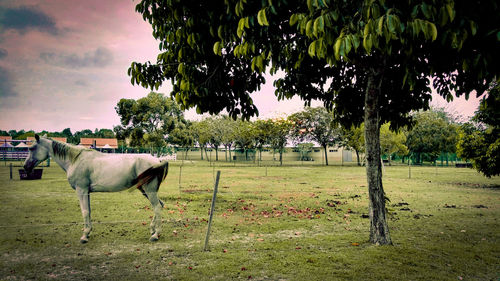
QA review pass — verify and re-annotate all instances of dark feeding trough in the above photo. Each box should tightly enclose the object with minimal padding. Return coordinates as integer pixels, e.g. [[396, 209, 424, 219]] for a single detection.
[[19, 169, 43, 180]]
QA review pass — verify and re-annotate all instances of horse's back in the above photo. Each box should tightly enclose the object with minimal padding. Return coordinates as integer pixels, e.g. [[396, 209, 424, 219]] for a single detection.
[[80, 153, 161, 192]]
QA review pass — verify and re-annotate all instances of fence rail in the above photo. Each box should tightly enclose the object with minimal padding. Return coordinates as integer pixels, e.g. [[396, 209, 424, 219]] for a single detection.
[[0, 151, 28, 161]]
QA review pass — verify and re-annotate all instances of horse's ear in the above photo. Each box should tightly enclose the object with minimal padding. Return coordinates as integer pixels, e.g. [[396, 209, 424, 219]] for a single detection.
[[35, 134, 40, 142]]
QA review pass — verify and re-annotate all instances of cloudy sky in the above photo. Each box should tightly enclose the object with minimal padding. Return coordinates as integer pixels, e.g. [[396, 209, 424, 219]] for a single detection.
[[0, 0, 484, 133]]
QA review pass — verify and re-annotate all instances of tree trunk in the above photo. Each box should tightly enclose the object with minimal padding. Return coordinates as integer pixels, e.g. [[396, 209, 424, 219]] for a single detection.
[[200, 146, 204, 160], [356, 150, 361, 166], [364, 68, 392, 245], [323, 145, 329, 166], [215, 147, 218, 161]]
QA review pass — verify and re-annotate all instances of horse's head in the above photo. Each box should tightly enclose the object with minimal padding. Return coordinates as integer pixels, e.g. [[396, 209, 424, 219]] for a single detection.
[[24, 134, 49, 173]]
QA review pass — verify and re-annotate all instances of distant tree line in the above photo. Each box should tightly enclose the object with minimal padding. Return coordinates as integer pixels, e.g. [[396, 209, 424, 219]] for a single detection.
[[113, 92, 473, 168], [0, 128, 115, 145]]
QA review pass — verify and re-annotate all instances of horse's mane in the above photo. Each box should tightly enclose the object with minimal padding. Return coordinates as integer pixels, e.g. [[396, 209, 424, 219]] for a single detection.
[[50, 139, 90, 163]]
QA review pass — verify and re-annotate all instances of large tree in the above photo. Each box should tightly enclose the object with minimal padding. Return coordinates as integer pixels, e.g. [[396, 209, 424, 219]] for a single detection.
[[115, 92, 185, 149], [130, 0, 499, 244]]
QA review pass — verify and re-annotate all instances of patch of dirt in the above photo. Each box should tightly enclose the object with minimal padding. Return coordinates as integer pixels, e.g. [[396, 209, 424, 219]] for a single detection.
[[181, 189, 211, 193], [452, 183, 500, 189], [413, 214, 433, 219], [392, 202, 409, 207], [472, 204, 488, 209]]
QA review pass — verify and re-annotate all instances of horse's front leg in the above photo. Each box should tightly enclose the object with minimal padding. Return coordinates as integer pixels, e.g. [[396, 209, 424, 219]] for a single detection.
[[76, 186, 92, 243]]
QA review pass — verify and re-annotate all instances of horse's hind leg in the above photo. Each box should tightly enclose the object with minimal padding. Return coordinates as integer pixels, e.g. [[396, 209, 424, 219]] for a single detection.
[[76, 187, 92, 243], [144, 180, 163, 242]]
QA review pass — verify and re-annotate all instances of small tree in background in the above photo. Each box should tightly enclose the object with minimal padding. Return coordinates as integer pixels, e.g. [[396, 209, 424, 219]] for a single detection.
[[191, 119, 212, 161], [233, 119, 256, 161], [380, 123, 408, 165], [219, 116, 237, 161], [169, 121, 195, 159], [253, 119, 273, 163], [296, 142, 314, 161], [204, 117, 224, 161], [341, 125, 365, 166], [406, 109, 458, 164], [267, 118, 293, 166], [290, 107, 342, 166], [457, 85, 500, 177]]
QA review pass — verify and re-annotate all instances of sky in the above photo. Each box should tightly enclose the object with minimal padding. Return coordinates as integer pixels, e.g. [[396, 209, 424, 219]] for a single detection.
[[0, 0, 484, 133]]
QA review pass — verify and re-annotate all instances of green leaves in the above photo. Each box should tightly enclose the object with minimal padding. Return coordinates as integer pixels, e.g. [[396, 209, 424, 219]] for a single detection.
[[313, 16, 325, 37], [429, 23, 437, 41], [362, 34, 373, 53], [213, 41, 222, 56], [445, 3, 455, 22], [177, 63, 185, 75], [408, 19, 437, 41], [289, 14, 300, 26], [237, 17, 250, 38], [333, 37, 342, 60], [257, 8, 269, 26], [308, 41, 317, 58], [251, 52, 267, 73]]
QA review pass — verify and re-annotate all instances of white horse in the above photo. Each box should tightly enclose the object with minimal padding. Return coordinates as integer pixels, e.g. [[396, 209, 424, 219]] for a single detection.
[[23, 135, 169, 243]]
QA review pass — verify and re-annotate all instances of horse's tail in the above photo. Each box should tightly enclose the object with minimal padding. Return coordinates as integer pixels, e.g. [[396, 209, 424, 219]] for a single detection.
[[133, 161, 169, 191]]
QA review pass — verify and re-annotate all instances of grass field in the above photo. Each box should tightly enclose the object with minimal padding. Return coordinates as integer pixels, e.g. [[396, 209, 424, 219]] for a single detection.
[[0, 161, 499, 280]]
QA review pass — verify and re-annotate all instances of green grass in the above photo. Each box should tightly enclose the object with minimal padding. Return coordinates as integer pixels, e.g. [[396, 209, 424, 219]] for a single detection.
[[0, 161, 498, 280]]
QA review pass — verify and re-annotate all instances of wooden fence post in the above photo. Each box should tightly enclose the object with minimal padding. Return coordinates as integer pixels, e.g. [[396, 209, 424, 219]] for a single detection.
[[408, 154, 412, 179], [204, 170, 221, 251], [178, 164, 183, 191]]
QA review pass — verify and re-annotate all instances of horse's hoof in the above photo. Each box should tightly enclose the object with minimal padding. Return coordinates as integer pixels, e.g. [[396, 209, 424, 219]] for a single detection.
[[149, 234, 159, 242], [80, 239, 88, 244]]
